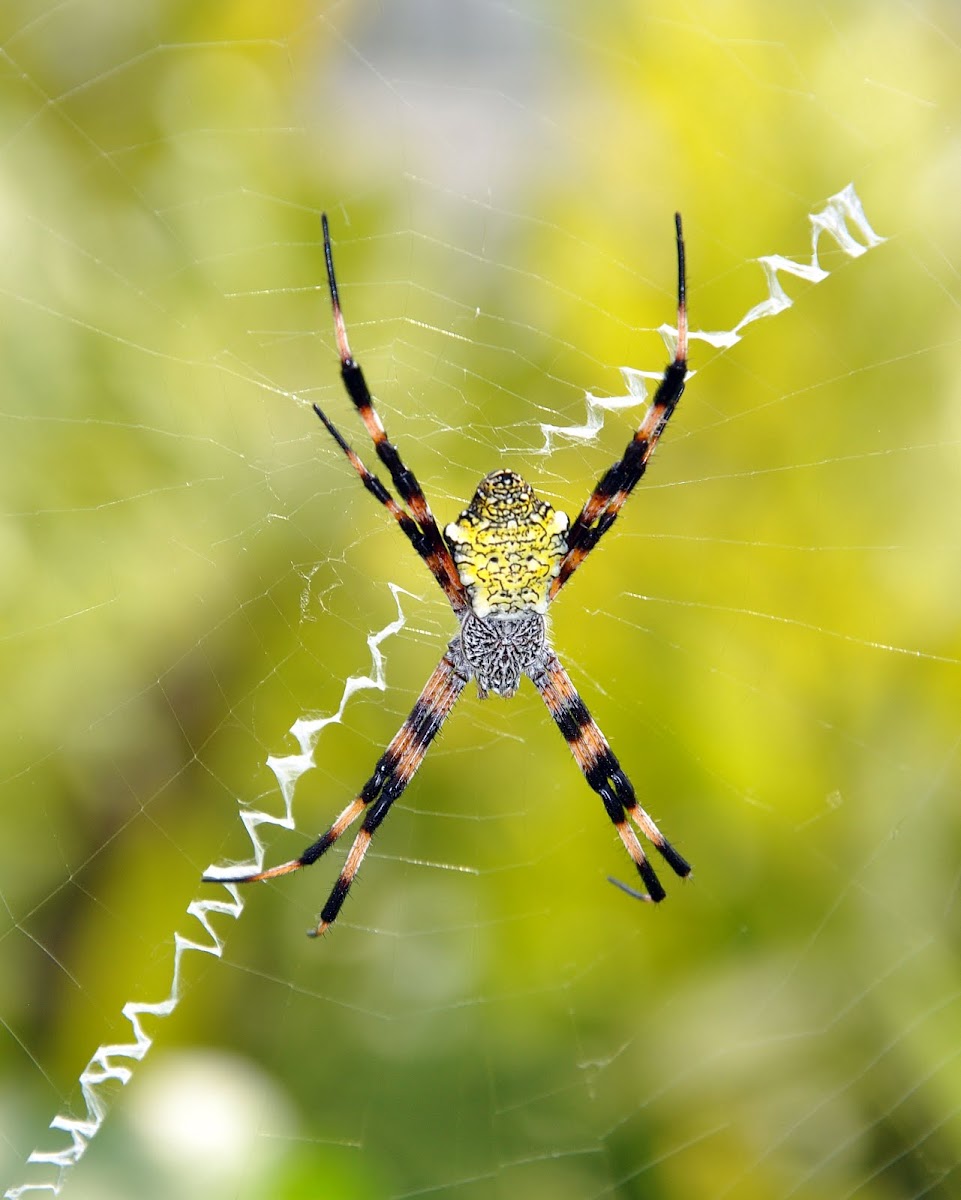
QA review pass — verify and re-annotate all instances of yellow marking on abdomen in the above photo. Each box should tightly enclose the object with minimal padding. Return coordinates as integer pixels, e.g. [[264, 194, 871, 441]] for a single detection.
[[445, 470, 569, 618]]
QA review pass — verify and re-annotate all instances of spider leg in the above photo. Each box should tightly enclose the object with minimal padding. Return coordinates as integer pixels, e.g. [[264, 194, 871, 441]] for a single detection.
[[312, 402, 466, 606], [203, 652, 468, 937], [530, 651, 690, 901], [550, 213, 688, 601], [320, 214, 467, 612]]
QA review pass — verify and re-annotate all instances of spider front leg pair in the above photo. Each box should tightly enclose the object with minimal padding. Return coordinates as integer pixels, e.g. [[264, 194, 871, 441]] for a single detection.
[[203, 212, 692, 937]]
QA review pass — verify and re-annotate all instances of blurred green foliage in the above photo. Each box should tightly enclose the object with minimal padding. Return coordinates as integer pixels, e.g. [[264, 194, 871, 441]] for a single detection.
[[2, 2, 961, 1198]]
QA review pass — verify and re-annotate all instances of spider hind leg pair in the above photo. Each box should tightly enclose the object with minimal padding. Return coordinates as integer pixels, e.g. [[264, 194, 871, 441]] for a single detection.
[[203, 213, 692, 937]]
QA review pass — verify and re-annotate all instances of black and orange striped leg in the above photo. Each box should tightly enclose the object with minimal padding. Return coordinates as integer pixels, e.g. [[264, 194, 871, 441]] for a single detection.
[[311, 402, 467, 611], [550, 213, 688, 602], [320, 214, 465, 607], [203, 653, 468, 936], [530, 652, 690, 901]]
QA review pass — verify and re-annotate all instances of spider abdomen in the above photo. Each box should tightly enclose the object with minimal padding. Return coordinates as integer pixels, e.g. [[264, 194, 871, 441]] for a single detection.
[[445, 470, 569, 619]]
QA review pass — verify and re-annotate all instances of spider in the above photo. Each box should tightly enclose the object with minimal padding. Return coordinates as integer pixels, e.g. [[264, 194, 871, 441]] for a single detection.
[[204, 213, 692, 936]]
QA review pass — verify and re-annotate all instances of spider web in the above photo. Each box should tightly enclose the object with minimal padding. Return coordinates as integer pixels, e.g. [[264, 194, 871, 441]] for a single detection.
[[2, 3, 960, 1199]]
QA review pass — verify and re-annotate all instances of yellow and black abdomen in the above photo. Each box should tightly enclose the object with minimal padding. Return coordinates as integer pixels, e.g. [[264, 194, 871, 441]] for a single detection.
[[445, 470, 569, 618]]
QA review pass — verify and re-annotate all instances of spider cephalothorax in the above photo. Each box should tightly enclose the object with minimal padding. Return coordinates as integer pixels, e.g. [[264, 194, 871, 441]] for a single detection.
[[205, 214, 693, 937], [451, 607, 548, 701]]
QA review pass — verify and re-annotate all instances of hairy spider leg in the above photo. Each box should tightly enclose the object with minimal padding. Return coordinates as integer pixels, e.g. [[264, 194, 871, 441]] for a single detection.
[[320, 214, 466, 610], [203, 653, 467, 937], [530, 651, 690, 901], [311, 402, 468, 610], [551, 213, 688, 600]]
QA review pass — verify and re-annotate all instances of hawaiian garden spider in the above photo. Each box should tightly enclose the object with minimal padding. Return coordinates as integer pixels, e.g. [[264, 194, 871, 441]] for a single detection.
[[204, 214, 692, 936]]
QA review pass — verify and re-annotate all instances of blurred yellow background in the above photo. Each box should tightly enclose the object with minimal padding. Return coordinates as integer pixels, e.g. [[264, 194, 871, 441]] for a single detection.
[[2, 2, 960, 1198]]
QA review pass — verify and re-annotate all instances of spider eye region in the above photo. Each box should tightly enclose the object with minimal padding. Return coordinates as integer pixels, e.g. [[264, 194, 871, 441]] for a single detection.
[[445, 470, 569, 618]]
